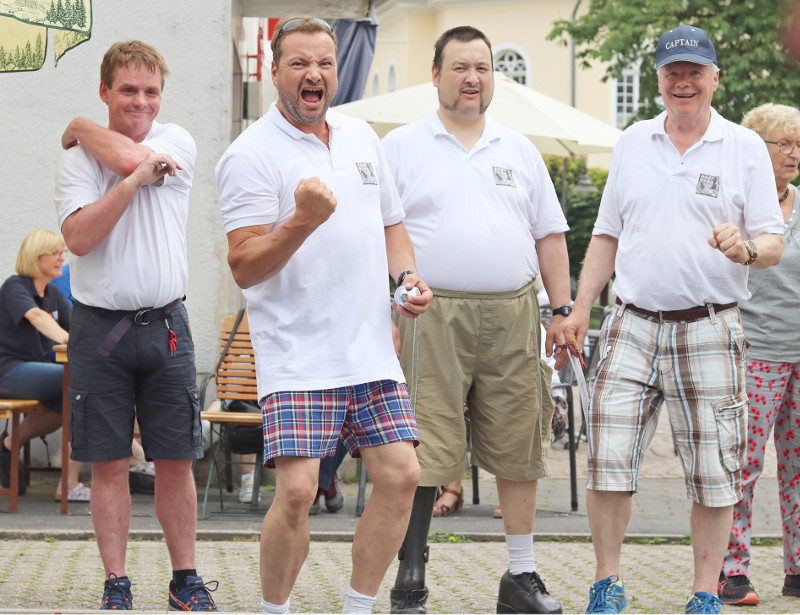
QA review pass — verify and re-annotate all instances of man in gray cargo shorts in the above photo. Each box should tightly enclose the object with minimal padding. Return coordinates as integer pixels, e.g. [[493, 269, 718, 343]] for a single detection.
[[54, 40, 217, 611]]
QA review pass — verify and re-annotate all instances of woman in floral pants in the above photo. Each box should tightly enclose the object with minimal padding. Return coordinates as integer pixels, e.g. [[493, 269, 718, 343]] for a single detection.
[[719, 103, 800, 606]]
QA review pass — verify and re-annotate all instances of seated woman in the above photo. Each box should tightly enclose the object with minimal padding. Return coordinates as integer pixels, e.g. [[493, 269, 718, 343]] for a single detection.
[[0, 229, 89, 502]]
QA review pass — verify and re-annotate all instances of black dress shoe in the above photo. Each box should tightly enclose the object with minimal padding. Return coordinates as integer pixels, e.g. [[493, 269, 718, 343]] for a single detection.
[[497, 570, 562, 614], [390, 587, 429, 614]]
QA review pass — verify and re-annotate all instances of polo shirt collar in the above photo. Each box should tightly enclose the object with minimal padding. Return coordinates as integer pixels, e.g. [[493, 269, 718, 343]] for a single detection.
[[425, 109, 502, 148], [266, 102, 341, 141], [652, 107, 725, 144]]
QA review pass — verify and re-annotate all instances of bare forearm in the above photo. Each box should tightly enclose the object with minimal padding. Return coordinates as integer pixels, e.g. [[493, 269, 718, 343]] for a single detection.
[[26, 308, 69, 344], [751, 233, 784, 268], [227, 221, 317, 289], [384, 222, 417, 282], [573, 234, 618, 314], [536, 233, 571, 309], [61, 176, 139, 256], [64, 117, 151, 176]]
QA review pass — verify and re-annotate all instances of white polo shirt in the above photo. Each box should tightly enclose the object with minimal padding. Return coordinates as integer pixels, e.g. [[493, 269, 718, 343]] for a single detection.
[[382, 111, 568, 293], [216, 104, 406, 398], [54, 121, 196, 310], [595, 109, 784, 311]]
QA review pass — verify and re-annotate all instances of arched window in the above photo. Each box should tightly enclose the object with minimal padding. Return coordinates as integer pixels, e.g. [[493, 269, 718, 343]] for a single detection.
[[494, 47, 528, 85], [370, 72, 380, 97], [387, 63, 397, 93]]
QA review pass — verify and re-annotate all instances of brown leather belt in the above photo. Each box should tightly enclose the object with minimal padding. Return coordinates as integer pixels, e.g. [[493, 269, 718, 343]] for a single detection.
[[616, 298, 737, 322]]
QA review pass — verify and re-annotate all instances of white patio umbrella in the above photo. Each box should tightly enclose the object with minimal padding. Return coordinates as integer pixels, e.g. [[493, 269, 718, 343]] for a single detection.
[[333, 72, 622, 156]]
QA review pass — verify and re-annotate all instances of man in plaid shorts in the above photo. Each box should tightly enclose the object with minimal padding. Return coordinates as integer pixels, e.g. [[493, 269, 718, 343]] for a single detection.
[[216, 15, 432, 615], [557, 25, 785, 615]]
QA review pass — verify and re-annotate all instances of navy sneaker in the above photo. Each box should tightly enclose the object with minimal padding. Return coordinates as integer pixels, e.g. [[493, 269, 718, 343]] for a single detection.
[[783, 573, 800, 597], [685, 591, 722, 614], [168, 575, 218, 611], [718, 572, 758, 605], [586, 575, 628, 614], [100, 574, 132, 610]]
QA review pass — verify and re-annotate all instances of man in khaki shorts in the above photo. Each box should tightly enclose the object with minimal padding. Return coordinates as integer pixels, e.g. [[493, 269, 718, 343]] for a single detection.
[[382, 25, 571, 614]]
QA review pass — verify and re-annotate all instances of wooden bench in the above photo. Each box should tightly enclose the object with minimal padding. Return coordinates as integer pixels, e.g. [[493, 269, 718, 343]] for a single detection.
[[199, 310, 265, 517], [0, 399, 49, 513]]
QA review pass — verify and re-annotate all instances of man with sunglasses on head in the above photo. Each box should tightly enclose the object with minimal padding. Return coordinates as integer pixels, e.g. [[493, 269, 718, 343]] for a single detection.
[[556, 25, 784, 614], [54, 41, 216, 610], [216, 15, 432, 614]]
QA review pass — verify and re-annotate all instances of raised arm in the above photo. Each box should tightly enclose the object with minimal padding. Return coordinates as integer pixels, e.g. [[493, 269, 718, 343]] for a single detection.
[[61, 151, 182, 256], [708, 223, 784, 268], [62, 117, 153, 177], [554, 233, 618, 369], [226, 177, 336, 289]]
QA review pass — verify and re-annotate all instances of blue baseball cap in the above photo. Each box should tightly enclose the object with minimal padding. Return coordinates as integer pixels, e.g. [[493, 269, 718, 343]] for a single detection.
[[656, 25, 717, 69]]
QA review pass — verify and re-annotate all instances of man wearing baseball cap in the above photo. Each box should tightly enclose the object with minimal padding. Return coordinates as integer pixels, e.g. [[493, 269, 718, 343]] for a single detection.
[[556, 24, 784, 614]]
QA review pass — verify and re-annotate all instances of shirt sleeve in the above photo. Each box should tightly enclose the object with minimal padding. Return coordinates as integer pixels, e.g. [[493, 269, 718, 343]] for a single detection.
[[217, 149, 281, 233], [146, 123, 196, 192], [2, 278, 37, 327]]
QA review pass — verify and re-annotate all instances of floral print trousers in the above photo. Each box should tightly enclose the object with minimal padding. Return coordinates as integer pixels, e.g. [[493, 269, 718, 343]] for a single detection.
[[723, 359, 800, 576]]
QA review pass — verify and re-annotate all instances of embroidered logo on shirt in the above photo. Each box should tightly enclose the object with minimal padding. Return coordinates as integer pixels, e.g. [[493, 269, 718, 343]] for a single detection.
[[696, 173, 719, 198], [493, 166, 515, 187], [356, 162, 378, 185]]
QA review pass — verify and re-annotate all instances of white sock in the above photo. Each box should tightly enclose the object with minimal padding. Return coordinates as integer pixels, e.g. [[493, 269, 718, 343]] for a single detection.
[[261, 597, 290, 614], [506, 533, 536, 575], [342, 586, 376, 614]]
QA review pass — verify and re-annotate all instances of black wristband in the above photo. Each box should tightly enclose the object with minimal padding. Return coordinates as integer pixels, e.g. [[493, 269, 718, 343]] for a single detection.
[[551, 305, 573, 317], [396, 270, 415, 286]]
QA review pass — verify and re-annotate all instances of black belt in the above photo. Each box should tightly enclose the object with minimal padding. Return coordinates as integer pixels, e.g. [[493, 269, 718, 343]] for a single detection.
[[616, 298, 737, 322], [75, 298, 183, 356]]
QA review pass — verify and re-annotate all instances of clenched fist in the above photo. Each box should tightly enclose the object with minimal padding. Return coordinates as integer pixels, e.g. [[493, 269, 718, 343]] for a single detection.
[[293, 177, 337, 229]]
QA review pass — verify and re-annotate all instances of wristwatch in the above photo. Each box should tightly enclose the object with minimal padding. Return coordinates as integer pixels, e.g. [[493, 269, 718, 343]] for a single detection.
[[396, 270, 415, 286], [744, 240, 758, 266], [551, 305, 573, 317]]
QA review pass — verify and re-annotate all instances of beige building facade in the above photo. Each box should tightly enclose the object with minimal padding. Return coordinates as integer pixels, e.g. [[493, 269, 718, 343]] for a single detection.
[[368, 0, 634, 166]]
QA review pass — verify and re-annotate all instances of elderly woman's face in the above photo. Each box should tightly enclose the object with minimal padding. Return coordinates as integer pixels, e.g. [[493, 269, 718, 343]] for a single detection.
[[36, 247, 66, 280], [763, 131, 800, 188]]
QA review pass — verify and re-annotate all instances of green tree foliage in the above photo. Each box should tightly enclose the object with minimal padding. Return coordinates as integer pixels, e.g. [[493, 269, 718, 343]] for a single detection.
[[543, 156, 607, 280], [548, 0, 800, 124]]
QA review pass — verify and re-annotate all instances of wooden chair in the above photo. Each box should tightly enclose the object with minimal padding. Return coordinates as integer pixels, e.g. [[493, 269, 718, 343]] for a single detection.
[[0, 399, 49, 513], [199, 310, 265, 517]]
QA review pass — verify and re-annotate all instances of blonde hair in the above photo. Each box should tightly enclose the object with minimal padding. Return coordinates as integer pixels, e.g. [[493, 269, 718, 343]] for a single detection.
[[100, 40, 170, 89], [16, 229, 65, 278], [742, 103, 800, 141]]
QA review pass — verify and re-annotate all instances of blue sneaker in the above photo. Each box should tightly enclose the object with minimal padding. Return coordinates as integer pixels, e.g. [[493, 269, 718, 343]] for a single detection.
[[586, 575, 628, 614], [100, 573, 132, 610], [168, 575, 219, 611], [685, 591, 722, 614]]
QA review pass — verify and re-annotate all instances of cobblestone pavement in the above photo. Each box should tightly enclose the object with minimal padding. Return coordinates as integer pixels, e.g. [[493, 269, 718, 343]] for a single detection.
[[0, 540, 797, 613]]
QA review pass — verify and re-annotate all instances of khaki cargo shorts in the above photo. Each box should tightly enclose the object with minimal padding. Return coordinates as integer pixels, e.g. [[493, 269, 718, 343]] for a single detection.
[[395, 281, 554, 485]]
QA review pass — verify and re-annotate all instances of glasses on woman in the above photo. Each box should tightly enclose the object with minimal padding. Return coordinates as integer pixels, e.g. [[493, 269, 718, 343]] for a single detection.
[[43, 249, 68, 259], [764, 139, 800, 155]]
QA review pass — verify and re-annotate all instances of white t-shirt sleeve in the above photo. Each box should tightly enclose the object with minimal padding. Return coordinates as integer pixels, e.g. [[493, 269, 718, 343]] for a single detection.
[[527, 145, 569, 239], [592, 134, 624, 238], [54, 146, 105, 228], [217, 150, 281, 233], [376, 139, 405, 226], [742, 141, 785, 238], [146, 123, 196, 191]]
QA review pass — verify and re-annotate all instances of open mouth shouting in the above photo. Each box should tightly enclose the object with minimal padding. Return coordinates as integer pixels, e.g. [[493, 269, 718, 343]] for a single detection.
[[301, 84, 324, 107]]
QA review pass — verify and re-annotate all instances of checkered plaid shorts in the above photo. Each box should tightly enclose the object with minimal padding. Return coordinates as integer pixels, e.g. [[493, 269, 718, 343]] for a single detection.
[[587, 304, 748, 507], [260, 379, 419, 462]]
